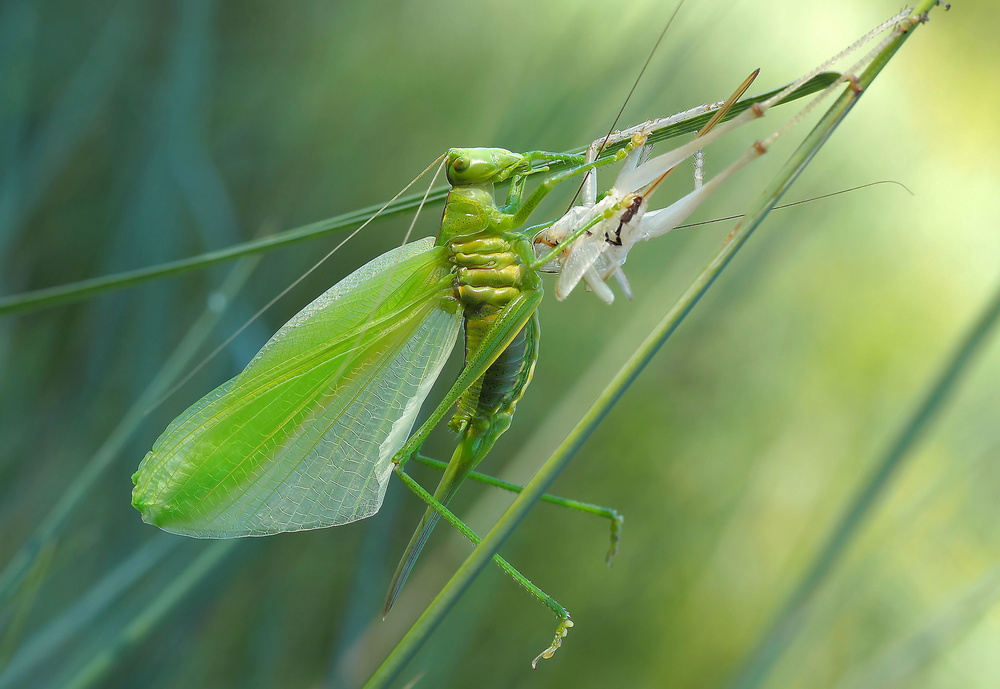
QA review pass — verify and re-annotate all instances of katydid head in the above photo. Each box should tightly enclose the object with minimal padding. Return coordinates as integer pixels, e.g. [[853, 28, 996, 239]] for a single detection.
[[446, 148, 525, 186]]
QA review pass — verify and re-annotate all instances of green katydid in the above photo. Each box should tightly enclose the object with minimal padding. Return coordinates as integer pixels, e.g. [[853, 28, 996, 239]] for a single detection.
[[130, 7, 914, 665], [129, 142, 620, 662]]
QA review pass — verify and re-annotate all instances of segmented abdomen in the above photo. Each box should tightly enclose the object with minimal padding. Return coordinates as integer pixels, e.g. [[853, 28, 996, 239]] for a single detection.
[[447, 234, 540, 441], [478, 317, 534, 414], [453, 311, 539, 434]]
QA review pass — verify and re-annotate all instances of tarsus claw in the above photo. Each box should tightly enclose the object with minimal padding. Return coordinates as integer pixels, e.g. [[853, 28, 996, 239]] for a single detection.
[[531, 616, 574, 669]]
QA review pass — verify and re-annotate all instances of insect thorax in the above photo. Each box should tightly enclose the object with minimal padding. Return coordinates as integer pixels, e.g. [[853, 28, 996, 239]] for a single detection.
[[436, 182, 541, 440], [439, 184, 534, 311], [437, 185, 499, 243]]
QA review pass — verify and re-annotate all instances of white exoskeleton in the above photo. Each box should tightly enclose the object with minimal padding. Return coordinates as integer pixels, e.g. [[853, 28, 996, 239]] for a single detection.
[[533, 8, 914, 304]]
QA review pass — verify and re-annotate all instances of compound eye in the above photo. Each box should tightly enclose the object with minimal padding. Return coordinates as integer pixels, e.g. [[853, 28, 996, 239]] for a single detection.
[[452, 155, 471, 173]]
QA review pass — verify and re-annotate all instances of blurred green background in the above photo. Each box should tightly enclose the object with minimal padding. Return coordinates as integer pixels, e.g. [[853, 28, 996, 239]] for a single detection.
[[2, 1, 999, 688]]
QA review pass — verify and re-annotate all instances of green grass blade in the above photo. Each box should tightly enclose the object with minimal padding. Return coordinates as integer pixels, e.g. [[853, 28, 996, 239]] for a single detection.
[[0, 197, 439, 317], [0, 76, 835, 318], [593, 73, 840, 157], [361, 8, 939, 687]]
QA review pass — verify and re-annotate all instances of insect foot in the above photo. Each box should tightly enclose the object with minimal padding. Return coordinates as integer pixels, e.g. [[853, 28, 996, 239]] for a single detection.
[[607, 512, 625, 566], [532, 615, 575, 669]]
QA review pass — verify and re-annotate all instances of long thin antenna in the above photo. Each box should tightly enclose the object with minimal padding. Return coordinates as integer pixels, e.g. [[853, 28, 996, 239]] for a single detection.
[[675, 180, 915, 229], [566, 0, 687, 210], [146, 153, 447, 414]]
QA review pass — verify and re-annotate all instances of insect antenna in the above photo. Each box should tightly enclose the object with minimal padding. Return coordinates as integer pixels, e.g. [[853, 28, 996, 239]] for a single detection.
[[565, 0, 687, 211], [636, 68, 761, 203], [146, 153, 448, 415], [321, 155, 449, 387], [675, 180, 915, 230]]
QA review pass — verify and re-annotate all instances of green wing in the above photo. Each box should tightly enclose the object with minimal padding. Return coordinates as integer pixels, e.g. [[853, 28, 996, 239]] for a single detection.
[[132, 238, 461, 538]]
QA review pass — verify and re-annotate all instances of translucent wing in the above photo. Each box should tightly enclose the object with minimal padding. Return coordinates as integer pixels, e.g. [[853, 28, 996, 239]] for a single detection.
[[132, 238, 461, 537], [555, 232, 607, 300]]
